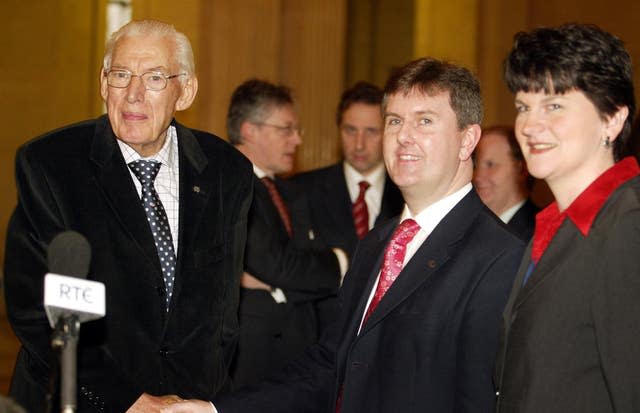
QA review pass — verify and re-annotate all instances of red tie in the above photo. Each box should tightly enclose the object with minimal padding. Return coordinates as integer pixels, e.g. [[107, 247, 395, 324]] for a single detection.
[[352, 181, 370, 239], [362, 218, 421, 324], [336, 219, 421, 413], [261, 177, 293, 237]]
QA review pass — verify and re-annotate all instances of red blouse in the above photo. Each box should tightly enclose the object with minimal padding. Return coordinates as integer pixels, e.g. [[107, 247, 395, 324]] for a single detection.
[[531, 156, 640, 263]]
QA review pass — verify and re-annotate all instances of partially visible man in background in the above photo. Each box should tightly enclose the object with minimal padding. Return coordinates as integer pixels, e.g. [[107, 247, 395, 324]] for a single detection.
[[292, 81, 403, 256], [4, 20, 253, 413], [473, 125, 538, 240], [226, 79, 343, 388], [291, 82, 403, 333]]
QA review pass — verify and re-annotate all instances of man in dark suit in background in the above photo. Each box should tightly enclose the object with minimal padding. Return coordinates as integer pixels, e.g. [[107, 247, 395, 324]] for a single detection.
[[159, 57, 524, 413], [473, 125, 539, 240], [291, 82, 403, 335], [225, 79, 343, 389], [291, 82, 404, 257], [4, 20, 254, 413]]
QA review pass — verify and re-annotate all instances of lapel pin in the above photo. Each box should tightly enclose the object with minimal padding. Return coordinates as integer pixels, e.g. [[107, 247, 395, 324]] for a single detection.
[[193, 186, 201, 193]]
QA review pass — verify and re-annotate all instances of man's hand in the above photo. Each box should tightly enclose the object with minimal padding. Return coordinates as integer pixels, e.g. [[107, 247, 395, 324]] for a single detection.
[[240, 271, 273, 291], [160, 399, 216, 413], [126, 393, 183, 413]]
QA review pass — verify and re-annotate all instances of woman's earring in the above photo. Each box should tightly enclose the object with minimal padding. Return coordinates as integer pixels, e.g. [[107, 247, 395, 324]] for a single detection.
[[603, 136, 612, 149]]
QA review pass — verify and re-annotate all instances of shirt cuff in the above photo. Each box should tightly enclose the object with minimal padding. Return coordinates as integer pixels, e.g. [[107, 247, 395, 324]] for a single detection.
[[332, 248, 349, 284]]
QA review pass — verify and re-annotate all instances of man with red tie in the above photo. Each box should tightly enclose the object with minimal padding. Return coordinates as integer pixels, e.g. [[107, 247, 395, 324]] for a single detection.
[[223, 79, 344, 389], [292, 82, 404, 256], [290, 81, 404, 336], [152, 58, 524, 413]]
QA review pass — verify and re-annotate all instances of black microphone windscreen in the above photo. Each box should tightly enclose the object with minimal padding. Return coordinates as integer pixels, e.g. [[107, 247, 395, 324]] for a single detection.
[[47, 231, 91, 278]]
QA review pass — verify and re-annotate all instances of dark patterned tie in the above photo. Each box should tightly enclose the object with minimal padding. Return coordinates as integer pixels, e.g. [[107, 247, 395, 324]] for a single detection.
[[129, 160, 176, 308], [352, 181, 370, 239], [261, 177, 293, 237]]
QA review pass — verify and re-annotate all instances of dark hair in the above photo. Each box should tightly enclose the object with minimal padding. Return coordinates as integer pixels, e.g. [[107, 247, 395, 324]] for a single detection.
[[227, 79, 293, 144], [382, 57, 483, 129], [336, 81, 383, 125], [504, 23, 635, 161]]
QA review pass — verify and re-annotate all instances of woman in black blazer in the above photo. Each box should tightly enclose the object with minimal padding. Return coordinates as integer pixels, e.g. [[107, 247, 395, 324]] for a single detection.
[[495, 24, 640, 412]]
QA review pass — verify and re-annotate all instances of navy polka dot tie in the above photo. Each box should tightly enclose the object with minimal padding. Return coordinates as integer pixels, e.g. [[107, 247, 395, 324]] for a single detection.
[[129, 160, 176, 308]]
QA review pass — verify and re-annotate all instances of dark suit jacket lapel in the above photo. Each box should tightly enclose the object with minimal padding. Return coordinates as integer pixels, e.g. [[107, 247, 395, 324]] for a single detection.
[[377, 175, 403, 225], [89, 116, 163, 278], [359, 190, 480, 335], [171, 122, 211, 302], [512, 220, 579, 309], [323, 164, 357, 239], [336, 221, 395, 374]]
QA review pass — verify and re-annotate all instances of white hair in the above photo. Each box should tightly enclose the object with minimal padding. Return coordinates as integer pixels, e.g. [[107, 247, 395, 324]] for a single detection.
[[102, 19, 195, 77]]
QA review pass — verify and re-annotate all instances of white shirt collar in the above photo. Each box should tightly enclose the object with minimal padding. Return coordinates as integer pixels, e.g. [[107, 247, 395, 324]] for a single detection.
[[252, 164, 271, 179], [400, 183, 473, 237], [499, 199, 526, 224], [117, 124, 178, 169], [343, 161, 386, 202]]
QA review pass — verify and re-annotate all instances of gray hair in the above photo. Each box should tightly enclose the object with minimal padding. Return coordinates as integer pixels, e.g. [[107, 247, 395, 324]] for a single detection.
[[103, 19, 195, 77]]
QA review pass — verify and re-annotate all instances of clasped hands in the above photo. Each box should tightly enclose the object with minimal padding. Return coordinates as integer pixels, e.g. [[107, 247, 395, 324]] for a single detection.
[[126, 393, 214, 413]]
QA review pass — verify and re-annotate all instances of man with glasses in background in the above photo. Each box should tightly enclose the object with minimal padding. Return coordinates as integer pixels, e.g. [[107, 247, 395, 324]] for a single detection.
[[225, 79, 344, 389], [4, 20, 253, 413]]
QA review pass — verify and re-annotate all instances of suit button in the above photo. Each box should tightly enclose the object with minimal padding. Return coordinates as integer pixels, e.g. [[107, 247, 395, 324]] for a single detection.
[[160, 347, 169, 357], [350, 361, 367, 371]]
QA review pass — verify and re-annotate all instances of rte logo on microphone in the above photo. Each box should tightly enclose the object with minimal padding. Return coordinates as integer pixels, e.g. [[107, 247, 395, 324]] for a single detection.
[[58, 281, 95, 303], [44, 273, 106, 328]]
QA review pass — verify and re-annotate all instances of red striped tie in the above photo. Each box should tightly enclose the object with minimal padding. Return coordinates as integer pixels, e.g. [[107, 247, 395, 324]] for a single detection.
[[261, 177, 293, 237], [352, 181, 370, 239]]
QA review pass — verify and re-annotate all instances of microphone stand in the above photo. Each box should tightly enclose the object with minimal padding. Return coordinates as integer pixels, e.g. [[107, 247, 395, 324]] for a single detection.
[[51, 315, 80, 413]]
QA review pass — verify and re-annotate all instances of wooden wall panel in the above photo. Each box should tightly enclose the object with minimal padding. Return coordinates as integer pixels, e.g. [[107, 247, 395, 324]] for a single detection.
[[477, 0, 527, 126], [280, 0, 347, 171], [372, 0, 415, 87], [196, 1, 283, 139], [414, 0, 479, 73], [345, 0, 377, 87]]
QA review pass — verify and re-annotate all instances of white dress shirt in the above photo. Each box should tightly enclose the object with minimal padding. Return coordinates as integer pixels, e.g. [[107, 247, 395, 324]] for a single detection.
[[118, 125, 180, 253], [358, 183, 473, 333], [499, 199, 526, 224], [343, 161, 386, 229]]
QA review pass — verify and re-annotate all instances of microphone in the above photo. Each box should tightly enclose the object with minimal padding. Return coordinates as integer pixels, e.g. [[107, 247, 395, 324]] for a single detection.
[[43, 231, 104, 413], [44, 231, 105, 327]]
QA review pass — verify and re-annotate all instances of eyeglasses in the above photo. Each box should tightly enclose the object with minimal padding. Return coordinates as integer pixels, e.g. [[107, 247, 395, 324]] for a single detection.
[[253, 122, 304, 137], [104, 69, 186, 91]]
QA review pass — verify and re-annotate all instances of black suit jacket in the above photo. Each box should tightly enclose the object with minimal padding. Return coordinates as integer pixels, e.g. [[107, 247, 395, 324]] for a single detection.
[[4, 116, 254, 413], [290, 162, 404, 256], [495, 177, 640, 413], [289, 163, 404, 336], [506, 199, 538, 241], [215, 189, 524, 413], [232, 176, 341, 388]]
